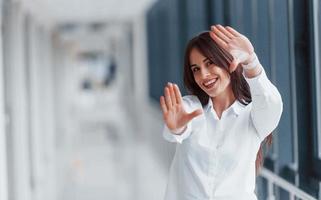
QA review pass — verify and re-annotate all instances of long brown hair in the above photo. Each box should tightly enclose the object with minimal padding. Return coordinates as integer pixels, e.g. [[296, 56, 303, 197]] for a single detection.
[[183, 31, 273, 175]]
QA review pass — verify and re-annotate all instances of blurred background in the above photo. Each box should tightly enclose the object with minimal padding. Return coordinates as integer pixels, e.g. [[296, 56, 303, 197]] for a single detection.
[[0, 0, 321, 199]]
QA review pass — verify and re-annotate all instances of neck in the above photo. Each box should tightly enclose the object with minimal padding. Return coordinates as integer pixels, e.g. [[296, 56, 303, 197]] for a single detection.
[[211, 85, 236, 119]]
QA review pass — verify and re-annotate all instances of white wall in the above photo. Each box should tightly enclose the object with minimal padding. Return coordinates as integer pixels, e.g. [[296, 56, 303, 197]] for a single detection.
[[2, 2, 32, 199], [26, 16, 57, 200], [1, 1, 59, 199], [0, 0, 9, 199], [129, 10, 171, 199]]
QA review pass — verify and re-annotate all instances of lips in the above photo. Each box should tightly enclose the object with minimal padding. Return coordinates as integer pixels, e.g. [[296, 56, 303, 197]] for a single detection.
[[203, 78, 218, 89]]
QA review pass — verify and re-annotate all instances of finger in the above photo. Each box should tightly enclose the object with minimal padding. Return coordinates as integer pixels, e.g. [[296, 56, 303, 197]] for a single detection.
[[168, 83, 177, 106], [216, 25, 234, 39], [211, 26, 231, 43], [164, 87, 173, 109], [186, 109, 203, 121], [229, 59, 239, 73], [210, 32, 228, 49], [173, 84, 183, 104], [160, 96, 168, 114], [225, 26, 242, 37]]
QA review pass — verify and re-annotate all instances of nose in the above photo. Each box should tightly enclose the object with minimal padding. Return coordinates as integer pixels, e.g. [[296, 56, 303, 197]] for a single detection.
[[200, 67, 210, 79]]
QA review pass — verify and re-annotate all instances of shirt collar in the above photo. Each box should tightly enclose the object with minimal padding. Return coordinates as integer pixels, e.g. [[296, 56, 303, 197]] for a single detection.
[[204, 97, 244, 116]]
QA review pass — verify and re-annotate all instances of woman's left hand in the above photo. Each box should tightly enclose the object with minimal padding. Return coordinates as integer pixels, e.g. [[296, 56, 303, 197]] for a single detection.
[[210, 24, 255, 72]]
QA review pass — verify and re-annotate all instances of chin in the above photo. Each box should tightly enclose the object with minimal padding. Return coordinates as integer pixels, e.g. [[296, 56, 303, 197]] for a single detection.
[[200, 84, 222, 98], [205, 90, 220, 98]]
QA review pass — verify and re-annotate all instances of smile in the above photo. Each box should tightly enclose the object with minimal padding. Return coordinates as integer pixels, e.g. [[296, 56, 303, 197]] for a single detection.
[[203, 78, 218, 89]]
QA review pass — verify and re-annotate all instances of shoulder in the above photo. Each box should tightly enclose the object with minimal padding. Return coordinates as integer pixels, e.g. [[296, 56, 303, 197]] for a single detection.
[[234, 100, 252, 118], [182, 95, 202, 106], [182, 95, 203, 112]]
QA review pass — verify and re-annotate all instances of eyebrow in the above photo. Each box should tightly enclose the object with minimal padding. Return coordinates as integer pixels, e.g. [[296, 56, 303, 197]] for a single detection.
[[190, 58, 210, 68]]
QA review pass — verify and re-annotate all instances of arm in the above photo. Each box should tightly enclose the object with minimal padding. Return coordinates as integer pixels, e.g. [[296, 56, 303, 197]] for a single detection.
[[210, 24, 283, 141], [243, 63, 283, 141]]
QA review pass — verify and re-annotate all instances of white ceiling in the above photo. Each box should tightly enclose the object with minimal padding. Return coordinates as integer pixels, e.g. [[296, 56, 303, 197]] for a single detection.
[[19, 0, 155, 53], [22, 0, 155, 25]]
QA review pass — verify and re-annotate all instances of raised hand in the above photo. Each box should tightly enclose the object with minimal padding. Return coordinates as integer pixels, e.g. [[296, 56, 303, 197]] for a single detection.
[[160, 83, 203, 134], [210, 24, 255, 72]]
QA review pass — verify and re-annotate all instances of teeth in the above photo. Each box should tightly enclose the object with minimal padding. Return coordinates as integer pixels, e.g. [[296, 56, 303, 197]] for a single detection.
[[204, 78, 217, 86]]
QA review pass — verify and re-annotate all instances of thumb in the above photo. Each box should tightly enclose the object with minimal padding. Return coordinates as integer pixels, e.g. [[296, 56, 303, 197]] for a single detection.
[[186, 109, 203, 121]]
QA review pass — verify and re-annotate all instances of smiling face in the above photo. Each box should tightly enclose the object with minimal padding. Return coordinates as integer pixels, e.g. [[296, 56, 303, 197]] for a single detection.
[[189, 48, 232, 98]]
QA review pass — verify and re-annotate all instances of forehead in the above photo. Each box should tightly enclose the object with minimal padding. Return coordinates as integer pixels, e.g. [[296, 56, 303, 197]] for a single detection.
[[189, 48, 207, 64]]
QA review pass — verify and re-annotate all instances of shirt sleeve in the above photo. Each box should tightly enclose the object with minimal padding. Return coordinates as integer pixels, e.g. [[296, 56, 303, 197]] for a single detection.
[[243, 66, 283, 142], [162, 122, 192, 144]]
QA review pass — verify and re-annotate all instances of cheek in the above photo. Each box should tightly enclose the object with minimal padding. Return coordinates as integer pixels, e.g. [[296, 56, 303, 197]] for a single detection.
[[193, 75, 203, 87], [220, 76, 231, 88]]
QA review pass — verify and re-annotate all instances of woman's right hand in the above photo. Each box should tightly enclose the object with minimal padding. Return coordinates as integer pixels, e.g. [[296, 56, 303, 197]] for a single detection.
[[160, 83, 203, 134]]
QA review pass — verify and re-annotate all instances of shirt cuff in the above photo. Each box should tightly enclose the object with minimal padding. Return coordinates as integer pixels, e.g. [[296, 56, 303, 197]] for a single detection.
[[243, 67, 271, 96], [162, 122, 192, 144]]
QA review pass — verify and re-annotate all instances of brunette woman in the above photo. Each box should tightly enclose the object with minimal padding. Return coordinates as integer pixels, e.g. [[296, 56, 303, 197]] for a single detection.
[[160, 25, 283, 200]]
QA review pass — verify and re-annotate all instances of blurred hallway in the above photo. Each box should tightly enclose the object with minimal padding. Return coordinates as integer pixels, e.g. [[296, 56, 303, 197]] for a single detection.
[[57, 84, 166, 200], [0, 0, 172, 199]]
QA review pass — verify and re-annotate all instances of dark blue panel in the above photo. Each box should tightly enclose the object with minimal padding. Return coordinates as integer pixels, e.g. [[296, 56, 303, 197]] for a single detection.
[[311, 0, 321, 178], [228, 0, 245, 32], [255, 0, 271, 77], [167, 0, 184, 87], [147, 2, 165, 101], [147, 0, 192, 99], [271, 0, 293, 171], [185, 0, 208, 39], [207, 0, 225, 25], [256, 177, 268, 200], [242, 0, 255, 39]]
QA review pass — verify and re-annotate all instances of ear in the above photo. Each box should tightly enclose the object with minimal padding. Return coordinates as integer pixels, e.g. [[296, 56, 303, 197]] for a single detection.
[[229, 58, 239, 73]]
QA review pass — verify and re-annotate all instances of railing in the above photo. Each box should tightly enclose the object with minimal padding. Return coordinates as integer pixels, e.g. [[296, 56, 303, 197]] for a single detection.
[[259, 168, 317, 200]]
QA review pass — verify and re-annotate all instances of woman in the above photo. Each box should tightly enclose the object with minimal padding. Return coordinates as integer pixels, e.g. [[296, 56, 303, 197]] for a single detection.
[[160, 24, 283, 200]]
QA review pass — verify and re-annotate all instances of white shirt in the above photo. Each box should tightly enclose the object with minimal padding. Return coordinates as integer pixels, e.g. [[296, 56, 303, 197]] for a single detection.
[[162, 67, 283, 200]]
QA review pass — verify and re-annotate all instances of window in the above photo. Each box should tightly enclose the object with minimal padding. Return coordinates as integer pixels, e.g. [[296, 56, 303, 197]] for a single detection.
[[311, 0, 321, 179]]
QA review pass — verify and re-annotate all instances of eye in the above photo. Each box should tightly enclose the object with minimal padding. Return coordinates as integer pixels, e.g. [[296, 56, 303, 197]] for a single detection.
[[206, 60, 213, 67], [191, 67, 200, 73]]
